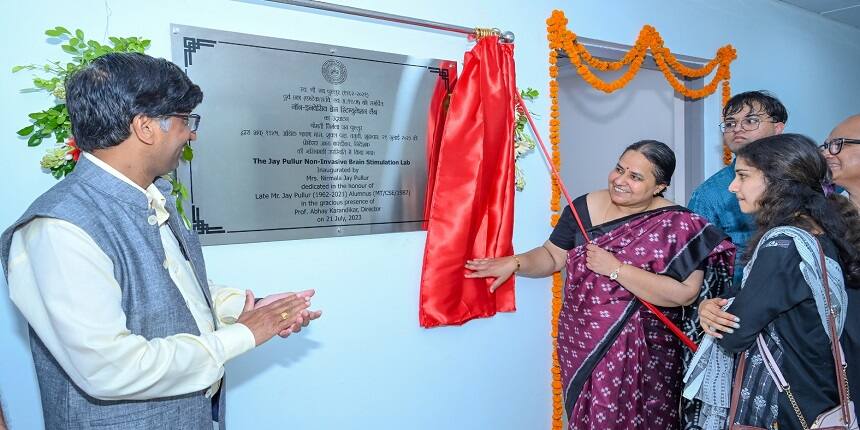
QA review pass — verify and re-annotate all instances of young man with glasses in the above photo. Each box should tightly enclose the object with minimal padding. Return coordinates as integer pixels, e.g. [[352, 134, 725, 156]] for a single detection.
[[1, 53, 321, 429], [688, 90, 787, 289]]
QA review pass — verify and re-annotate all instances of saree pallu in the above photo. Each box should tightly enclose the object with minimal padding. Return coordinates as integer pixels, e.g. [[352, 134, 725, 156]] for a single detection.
[[558, 208, 735, 429]]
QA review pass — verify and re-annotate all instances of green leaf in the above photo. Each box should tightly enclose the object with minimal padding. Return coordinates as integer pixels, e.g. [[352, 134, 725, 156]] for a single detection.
[[12, 64, 36, 73], [55, 26, 71, 35], [27, 134, 43, 147], [33, 78, 51, 88], [45, 29, 61, 37], [61, 45, 78, 54], [181, 144, 194, 162], [171, 180, 193, 230], [75, 29, 84, 41], [68, 38, 79, 47], [175, 181, 190, 200], [29, 112, 46, 120], [17, 125, 35, 136], [520, 87, 539, 101]]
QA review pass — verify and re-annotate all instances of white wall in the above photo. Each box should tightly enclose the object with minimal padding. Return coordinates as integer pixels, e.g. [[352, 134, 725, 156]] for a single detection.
[[1, 1, 859, 428]]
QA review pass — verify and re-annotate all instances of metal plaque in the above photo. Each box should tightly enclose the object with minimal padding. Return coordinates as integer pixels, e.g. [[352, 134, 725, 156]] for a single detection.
[[170, 25, 452, 245]]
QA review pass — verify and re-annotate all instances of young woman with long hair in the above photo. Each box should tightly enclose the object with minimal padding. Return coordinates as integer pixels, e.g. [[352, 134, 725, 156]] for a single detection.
[[687, 133, 860, 430]]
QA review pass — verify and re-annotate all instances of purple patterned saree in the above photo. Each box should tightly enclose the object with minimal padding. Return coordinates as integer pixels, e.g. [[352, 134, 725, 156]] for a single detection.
[[558, 206, 735, 429]]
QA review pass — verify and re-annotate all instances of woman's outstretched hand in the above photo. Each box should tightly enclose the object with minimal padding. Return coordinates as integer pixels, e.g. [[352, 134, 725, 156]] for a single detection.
[[465, 256, 518, 292]]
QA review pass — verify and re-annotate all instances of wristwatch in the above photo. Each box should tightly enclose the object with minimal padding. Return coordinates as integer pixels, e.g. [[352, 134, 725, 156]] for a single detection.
[[609, 264, 624, 281]]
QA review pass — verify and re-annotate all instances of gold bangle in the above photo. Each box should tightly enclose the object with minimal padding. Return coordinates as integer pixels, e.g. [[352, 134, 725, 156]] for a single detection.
[[513, 255, 521, 273]]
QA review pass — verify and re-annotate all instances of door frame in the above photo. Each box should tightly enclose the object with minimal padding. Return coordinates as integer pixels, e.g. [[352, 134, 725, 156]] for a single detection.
[[558, 37, 710, 203]]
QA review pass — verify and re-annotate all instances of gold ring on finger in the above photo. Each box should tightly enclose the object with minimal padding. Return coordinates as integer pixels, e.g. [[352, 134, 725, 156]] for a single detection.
[[281, 312, 289, 320]]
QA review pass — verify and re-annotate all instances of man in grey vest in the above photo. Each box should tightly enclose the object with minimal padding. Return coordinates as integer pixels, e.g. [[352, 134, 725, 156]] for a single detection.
[[1, 53, 322, 429]]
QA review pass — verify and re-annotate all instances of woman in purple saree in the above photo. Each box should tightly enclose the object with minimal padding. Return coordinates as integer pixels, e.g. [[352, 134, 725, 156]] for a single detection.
[[467, 140, 735, 429]]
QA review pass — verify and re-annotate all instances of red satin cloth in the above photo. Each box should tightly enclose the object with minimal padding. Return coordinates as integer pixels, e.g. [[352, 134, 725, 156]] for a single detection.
[[419, 36, 517, 328], [423, 60, 458, 228]]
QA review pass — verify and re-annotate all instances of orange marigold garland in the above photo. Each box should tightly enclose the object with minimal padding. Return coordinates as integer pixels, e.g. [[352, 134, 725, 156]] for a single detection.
[[721, 80, 733, 165], [545, 10, 737, 429], [548, 53, 564, 428]]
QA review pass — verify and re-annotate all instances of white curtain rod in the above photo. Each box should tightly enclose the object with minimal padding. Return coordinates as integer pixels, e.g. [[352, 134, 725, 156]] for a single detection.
[[265, 0, 515, 42]]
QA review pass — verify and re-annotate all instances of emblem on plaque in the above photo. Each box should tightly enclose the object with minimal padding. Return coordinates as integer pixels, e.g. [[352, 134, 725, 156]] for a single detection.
[[321, 59, 348, 85]]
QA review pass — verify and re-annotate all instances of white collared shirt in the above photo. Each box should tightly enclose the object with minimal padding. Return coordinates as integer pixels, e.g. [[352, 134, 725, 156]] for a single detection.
[[6, 152, 255, 400]]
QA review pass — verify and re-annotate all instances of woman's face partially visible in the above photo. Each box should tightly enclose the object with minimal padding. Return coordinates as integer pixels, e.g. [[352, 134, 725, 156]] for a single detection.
[[729, 157, 767, 214]]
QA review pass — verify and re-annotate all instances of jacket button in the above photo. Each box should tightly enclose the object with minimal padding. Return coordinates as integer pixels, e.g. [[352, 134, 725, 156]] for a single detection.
[[147, 215, 158, 225]]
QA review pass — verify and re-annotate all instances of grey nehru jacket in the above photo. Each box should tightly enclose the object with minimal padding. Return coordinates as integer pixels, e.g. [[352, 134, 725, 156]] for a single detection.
[[1, 155, 227, 429]]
